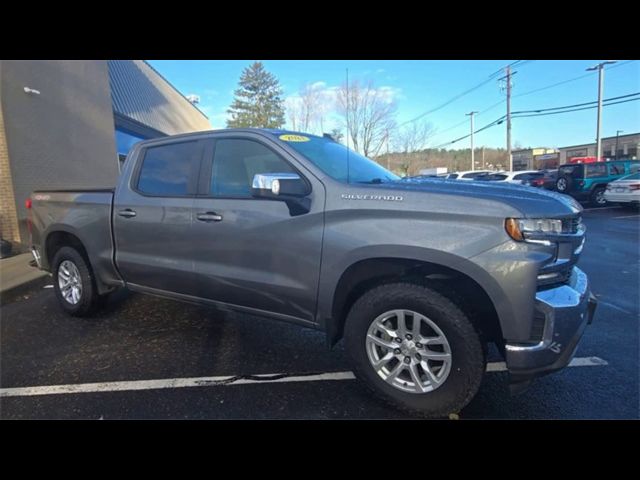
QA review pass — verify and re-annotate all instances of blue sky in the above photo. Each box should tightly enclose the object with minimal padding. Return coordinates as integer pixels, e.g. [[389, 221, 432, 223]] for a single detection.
[[148, 60, 639, 150]]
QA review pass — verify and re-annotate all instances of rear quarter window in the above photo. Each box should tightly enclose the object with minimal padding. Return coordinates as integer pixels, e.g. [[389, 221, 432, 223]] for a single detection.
[[514, 172, 543, 180], [559, 165, 582, 178]]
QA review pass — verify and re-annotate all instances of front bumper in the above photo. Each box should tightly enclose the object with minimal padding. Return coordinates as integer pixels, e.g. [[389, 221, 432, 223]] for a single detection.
[[505, 267, 597, 390]]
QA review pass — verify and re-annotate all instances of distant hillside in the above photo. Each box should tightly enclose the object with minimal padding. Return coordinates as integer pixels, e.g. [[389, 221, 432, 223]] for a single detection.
[[375, 148, 510, 176]]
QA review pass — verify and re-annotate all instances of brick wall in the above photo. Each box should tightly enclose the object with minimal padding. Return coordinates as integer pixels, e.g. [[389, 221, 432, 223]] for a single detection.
[[0, 102, 21, 243]]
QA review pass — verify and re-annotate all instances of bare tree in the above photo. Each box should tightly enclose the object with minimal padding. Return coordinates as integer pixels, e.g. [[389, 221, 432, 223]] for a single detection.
[[393, 120, 436, 175], [285, 83, 326, 134], [336, 80, 397, 157]]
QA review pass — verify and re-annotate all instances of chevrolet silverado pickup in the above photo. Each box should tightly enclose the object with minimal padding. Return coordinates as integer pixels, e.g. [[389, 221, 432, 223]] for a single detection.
[[28, 129, 597, 417]]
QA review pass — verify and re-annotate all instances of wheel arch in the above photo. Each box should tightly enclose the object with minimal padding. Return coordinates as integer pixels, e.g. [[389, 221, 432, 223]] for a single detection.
[[44, 229, 108, 294], [324, 253, 507, 350]]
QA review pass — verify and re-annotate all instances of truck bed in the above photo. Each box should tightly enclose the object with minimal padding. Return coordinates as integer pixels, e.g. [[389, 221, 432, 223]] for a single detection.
[[30, 189, 122, 292]]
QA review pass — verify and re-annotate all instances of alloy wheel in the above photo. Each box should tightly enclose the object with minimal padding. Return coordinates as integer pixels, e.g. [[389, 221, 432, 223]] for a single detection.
[[58, 260, 82, 305], [365, 309, 452, 394]]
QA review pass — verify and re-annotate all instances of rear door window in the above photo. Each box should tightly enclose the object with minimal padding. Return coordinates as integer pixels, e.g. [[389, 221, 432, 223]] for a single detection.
[[136, 141, 201, 196], [585, 163, 607, 178]]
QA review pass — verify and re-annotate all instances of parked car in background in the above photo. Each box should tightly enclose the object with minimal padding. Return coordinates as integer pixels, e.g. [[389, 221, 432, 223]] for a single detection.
[[475, 170, 543, 185], [555, 160, 640, 206], [604, 172, 640, 208], [445, 170, 493, 180], [526, 169, 558, 190]]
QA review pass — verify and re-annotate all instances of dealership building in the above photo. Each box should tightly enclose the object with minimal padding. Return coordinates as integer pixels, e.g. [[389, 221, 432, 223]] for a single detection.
[[0, 60, 210, 247], [511, 147, 560, 171], [558, 132, 640, 163]]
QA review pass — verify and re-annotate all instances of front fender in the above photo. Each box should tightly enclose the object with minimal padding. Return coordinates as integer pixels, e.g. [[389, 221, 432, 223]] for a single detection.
[[316, 244, 517, 340]]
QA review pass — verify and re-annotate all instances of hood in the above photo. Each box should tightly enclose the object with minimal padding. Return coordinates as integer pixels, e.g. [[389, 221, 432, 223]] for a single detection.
[[372, 177, 583, 218]]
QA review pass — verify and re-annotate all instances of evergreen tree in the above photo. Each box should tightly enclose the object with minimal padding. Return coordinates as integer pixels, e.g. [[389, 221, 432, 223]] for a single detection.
[[227, 62, 286, 128]]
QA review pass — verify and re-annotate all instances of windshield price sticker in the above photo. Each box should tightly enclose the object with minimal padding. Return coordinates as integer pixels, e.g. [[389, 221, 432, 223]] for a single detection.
[[279, 134, 310, 142]]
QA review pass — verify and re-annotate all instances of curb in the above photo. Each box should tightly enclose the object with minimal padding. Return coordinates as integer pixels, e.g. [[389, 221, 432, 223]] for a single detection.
[[0, 273, 52, 306]]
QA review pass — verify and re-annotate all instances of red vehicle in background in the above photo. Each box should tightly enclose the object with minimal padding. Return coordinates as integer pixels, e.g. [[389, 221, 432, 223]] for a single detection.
[[567, 156, 603, 164]]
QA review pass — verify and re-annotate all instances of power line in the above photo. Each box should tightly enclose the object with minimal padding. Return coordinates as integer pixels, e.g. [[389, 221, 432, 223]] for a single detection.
[[514, 72, 593, 98], [512, 92, 640, 114], [514, 60, 636, 99], [430, 94, 640, 149], [409, 60, 633, 141], [400, 60, 528, 127], [608, 59, 637, 70], [429, 99, 506, 139], [400, 76, 495, 126], [512, 97, 640, 118]]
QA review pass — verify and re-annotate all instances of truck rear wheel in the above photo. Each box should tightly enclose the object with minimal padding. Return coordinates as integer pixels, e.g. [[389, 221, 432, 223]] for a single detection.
[[52, 246, 99, 317], [344, 282, 486, 418]]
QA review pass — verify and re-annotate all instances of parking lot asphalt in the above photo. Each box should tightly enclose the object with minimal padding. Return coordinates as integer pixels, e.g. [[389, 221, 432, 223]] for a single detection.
[[1, 206, 638, 419]]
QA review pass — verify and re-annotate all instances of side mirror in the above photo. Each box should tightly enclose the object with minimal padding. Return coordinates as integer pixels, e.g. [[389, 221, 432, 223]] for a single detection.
[[251, 173, 309, 198]]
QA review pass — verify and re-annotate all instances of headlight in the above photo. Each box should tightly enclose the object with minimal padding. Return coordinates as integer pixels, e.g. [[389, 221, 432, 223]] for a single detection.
[[505, 218, 562, 242]]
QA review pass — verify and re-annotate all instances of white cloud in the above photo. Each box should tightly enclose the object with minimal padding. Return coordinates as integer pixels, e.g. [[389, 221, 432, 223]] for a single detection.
[[376, 86, 405, 103]]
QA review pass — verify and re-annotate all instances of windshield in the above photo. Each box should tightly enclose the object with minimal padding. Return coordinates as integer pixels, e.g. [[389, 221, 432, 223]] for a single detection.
[[275, 133, 399, 184]]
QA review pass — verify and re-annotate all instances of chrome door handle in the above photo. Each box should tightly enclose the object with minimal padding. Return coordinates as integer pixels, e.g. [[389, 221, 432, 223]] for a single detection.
[[118, 209, 137, 218], [197, 212, 223, 222]]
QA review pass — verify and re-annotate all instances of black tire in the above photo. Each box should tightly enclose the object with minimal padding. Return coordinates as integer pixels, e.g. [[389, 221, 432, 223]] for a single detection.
[[52, 246, 99, 316], [590, 186, 607, 207], [555, 176, 571, 193], [344, 282, 486, 418]]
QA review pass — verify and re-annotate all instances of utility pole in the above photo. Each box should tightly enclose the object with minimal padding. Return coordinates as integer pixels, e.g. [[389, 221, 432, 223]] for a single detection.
[[466, 111, 478, 171], [506, 66, 512, 171], [499, 66, 517, 170], [587, 61, 616, 163], [615, 130, 623, 160], [482, 146, 485, 169], [385, 128, 390, 169]]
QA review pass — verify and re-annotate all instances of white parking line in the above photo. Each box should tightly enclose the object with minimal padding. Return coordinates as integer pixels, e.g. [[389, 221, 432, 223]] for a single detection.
[[611, 215, 640, 219], [0, 356, 608, 399]]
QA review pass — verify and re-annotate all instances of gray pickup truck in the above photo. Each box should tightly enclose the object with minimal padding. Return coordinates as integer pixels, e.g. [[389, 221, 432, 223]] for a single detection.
[[28, 129, 597, 417]]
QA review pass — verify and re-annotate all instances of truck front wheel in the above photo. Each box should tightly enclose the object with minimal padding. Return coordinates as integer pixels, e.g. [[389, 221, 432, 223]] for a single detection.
[[52, 246, 99, 317], [344, 282, 486, 418]]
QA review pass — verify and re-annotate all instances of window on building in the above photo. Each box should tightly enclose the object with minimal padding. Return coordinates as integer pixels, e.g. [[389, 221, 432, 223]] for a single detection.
[[628, 146, 638, 158], [567, 148, 588, 159], [137, 141, 200, 196], [211, 139, 296, 197]]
